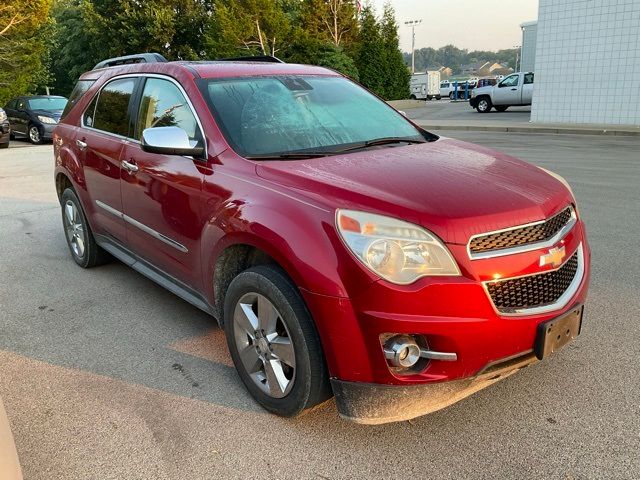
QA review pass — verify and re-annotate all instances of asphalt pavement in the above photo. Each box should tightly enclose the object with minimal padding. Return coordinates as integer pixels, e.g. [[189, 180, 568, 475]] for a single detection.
[[0, 134, 638, 479]]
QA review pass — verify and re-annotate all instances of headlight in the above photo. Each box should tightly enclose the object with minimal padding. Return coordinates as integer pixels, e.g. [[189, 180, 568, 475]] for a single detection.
[[471, 90, 477, 98], [38, 115, 57, 124], [336, 210, 460, 284], [0, 110, 6, 122]]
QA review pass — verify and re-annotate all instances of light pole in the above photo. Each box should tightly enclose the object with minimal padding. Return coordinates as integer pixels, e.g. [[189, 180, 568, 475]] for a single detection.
[[405, 19, 422, 74], [513, 44, 521, 72]]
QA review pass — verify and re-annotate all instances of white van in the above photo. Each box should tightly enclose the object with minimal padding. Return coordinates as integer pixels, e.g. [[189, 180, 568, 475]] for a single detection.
[[410, 71, 442, 100]]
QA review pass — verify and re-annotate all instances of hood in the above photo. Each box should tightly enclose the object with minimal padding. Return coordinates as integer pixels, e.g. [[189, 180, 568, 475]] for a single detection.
[[32, 109, 63, 121], [473, 86, 494, 95], [255, 138, 572, 245]]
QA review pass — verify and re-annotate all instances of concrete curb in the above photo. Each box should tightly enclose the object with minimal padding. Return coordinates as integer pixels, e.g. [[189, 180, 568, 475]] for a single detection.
[[414, 122, 640, 136]]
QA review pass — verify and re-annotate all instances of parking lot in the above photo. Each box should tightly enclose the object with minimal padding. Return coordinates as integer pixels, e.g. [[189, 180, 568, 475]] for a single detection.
[[406, 99, 532, 125], [1, 133, 639, 479]]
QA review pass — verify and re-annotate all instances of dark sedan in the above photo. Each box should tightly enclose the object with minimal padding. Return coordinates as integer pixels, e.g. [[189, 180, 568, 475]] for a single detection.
[[4, 95, 67, 144], [0, 108, 9, 148]]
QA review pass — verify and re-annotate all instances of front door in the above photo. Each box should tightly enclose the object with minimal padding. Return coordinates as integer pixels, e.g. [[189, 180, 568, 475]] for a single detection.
[[79, 77, 137, 242], [120, 76, 208, 289], [493, 74, 521, 105], [7, 99, 29, 136]]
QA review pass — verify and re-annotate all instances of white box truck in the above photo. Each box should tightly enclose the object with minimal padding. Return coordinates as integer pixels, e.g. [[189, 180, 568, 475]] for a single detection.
[[409, 71, 442, 100]]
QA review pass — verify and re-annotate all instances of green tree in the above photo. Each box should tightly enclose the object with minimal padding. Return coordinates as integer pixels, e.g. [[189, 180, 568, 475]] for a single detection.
[[50, 0, 99, 97], [285, 35, 359, 80], [299, 0, 359, 47], [353, 5, 385, 97], [206, 0, 292, 58], [0, 0, 54, 104], [380, 2, 408, 100]]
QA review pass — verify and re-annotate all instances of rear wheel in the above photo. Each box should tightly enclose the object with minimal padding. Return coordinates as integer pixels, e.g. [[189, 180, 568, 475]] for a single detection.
[[224, 265, 331, 417], [476, 96, 492, 113], [449, 92, 454, 100], [495, 105, 509, 112], [436, 95, 442, 100], [60, 188, 109, 268], [409, 94, 417, 100]]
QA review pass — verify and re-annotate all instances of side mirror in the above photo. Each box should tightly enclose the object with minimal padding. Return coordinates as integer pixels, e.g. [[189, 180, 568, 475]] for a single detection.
[[141, 126, 204, 157], [398, 110, 407, 117]]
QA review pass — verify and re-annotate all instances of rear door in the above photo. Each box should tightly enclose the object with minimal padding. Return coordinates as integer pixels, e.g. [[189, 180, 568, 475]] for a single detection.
[[492, 74, 521, 105], [7, 99, 29, 135], [78, 77, 138, 242], [120, 75, 207, 288]]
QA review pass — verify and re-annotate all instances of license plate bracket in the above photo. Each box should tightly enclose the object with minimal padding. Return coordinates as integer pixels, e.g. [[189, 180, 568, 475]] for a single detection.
[[534, 306, 583, 360]]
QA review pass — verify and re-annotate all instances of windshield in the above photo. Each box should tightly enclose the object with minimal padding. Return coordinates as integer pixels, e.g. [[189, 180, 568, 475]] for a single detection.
[[28, 97, 68, 112], [203, 75, 429, 157]]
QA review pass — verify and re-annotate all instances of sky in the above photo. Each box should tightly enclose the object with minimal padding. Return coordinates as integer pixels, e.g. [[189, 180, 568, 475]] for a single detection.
[[371, 0, 539, 52]]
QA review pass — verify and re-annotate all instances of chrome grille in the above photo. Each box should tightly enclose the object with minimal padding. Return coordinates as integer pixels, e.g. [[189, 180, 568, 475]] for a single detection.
[[485, 251, 579, 314], [469, 207, 574, 256]]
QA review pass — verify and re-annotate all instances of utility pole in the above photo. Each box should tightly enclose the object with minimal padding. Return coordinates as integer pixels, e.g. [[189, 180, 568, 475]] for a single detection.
[[405, 19, 422, 74], [513, 45, 521, 72]]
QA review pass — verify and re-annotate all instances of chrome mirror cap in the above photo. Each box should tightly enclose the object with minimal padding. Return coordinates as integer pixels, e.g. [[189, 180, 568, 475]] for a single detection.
[[141, 126, 204, 158]]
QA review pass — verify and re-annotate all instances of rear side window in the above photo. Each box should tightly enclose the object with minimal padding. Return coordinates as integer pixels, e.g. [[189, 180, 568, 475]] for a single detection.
[[524, 73, 534, 85], [91, 78, 136, 136], [61, 80, 95, 119]]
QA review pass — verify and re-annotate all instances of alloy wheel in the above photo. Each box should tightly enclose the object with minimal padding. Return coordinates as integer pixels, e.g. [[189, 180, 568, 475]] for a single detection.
[[64, 200, 86, 258], [233, 292, 296, 398], [479, 100, 489, 112], [29, 126, 40, 143]]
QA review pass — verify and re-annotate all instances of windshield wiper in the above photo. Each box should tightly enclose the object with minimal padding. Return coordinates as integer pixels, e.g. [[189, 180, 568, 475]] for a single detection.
[[245, 152, 330, 160], [334, 137, 427, 153]]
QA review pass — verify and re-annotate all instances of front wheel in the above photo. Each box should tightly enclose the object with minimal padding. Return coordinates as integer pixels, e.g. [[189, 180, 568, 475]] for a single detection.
[[476, 97, 492, 113], [224, 265, 331, 417], [495, 106, 509, 112], [28, 124, 43, 144]]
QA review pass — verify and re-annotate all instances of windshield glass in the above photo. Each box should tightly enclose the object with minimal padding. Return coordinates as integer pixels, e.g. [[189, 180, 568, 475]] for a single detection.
[[203, 75, 427, 157], [28, 97, 68, 112]]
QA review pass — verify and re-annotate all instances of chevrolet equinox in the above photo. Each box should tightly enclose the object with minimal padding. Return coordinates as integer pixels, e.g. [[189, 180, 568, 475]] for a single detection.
[[53, 53, 590, 424]]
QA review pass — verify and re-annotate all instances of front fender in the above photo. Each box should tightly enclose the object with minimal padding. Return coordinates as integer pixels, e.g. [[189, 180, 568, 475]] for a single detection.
[[200, 197, 377, 304]]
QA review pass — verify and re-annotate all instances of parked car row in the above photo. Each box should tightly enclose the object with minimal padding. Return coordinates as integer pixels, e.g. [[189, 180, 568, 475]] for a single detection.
[[0, 95, 68, 146]]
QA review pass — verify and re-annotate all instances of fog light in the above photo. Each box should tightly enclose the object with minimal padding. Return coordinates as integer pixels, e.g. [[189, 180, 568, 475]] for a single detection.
[[383, 335, 421, 368]]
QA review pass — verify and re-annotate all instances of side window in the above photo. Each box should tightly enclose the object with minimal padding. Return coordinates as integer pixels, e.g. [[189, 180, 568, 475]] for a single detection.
[[83, 95, 98, 128], [136, 78, 202, 146], [62, 80, 95, 119], [17, 99, 27, 110], [524, 73, 534, 85], [500, 75, 519, 88], [92, 78, 136, 136]]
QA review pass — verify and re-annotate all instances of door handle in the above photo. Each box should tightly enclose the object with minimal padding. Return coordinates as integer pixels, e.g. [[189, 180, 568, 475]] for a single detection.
[[76, 139, 87, 150], [511, 88, 518, 91], [121, 159, 139, 173]]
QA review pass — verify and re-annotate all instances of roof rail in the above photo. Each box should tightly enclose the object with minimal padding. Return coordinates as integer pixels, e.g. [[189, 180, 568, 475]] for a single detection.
[[215, 55, 284, 64], [93, 53, 168, 70]]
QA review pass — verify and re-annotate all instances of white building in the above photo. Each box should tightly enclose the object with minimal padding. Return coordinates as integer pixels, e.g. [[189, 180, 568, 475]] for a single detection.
[[531, 0, 640, 126], [520, 21, 537, 73]]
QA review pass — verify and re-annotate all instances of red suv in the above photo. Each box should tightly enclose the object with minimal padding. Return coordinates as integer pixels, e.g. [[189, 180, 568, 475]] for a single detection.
[[54, 53, 590, 424]]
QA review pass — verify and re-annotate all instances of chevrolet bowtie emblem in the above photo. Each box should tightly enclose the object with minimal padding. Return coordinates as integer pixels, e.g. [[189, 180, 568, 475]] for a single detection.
[[540, 246, 566, 268]]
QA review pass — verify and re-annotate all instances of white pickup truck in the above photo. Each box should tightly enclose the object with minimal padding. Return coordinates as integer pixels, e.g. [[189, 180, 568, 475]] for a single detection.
[[470, 72, 534, 113]]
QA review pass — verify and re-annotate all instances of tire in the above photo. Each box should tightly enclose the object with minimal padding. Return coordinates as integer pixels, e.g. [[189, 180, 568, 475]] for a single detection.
[[60, 188, 110, 268], [409, 95, 416, 100], [495, 106, 509, 112], [28, 124, 43, 144], [224, 265, 331, 417], [0, 142, 8, 149], [427, 95, 433, 101], [449, 92, 454, 100], [436, 95, 442, 100], [476, 96, 492, 113]]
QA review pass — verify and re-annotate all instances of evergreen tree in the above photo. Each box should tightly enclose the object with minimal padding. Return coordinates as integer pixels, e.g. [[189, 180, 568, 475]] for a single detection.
[[380, 2, 409, 100], [353, 5, 386, 98]]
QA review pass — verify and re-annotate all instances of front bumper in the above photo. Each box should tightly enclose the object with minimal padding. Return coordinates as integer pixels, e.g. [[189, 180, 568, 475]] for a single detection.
[[301, 222, 591, 423], [469, 97, 479, 108], [41, 123, 56, 140], [332, 351, 537, 424]]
